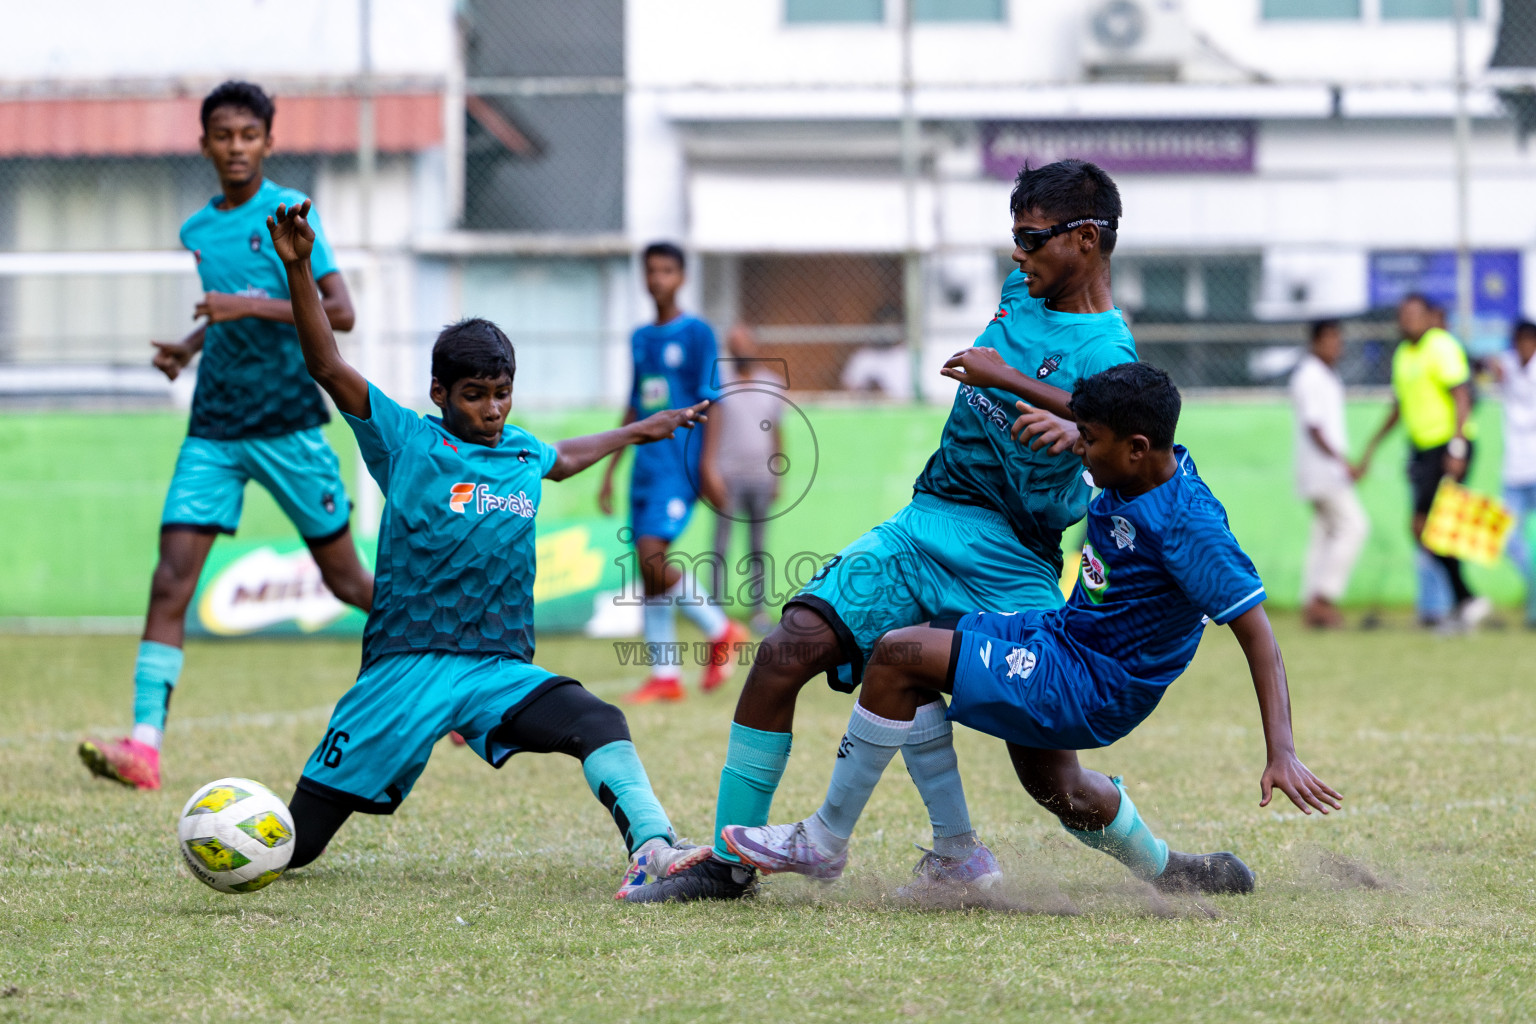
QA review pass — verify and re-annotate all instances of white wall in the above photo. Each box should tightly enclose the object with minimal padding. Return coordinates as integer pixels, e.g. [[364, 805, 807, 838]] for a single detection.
[[0, 0, 454, 82]]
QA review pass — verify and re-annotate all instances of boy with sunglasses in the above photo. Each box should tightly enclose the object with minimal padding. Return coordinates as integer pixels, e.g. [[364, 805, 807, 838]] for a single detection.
[[628, 159, 1138, 903]]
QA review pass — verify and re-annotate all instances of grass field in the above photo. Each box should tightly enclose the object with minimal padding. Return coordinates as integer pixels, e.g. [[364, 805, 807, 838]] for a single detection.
[[2, 619, 1534, 1022]]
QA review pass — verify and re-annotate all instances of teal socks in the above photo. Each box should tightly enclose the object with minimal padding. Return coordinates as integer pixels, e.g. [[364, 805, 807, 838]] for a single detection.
[[713, 722, 793, 860], [581, 740, 675, 855], [1064, 776, 1169, 881], [900, 700, 978, 858], [814, 703, 911, 847], [130, 640, 184, 749]]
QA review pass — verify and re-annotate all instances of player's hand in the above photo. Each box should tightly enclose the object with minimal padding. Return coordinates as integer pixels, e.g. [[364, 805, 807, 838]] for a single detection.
[[195, 291, 249, 324], [151, 340, 193, 381], [1260, 751, 1342, 815], [266, 200, 316, 265], [597, 476, 615, 516], [940, 347, 1013, 391], [1347, 460, 1367, 483], [632, 400, 710, 445], [1011, 402, 1079, 455], [1443, 453, 1468, 481]]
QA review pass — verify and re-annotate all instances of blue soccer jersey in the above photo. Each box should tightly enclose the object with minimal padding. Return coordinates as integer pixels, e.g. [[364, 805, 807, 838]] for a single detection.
[[626, 315, 718, 487], [1064, 445, 1266, 684], [914, 269, 1137, 572], [343, 383, 559, 670], [180, 178, 340, 440]]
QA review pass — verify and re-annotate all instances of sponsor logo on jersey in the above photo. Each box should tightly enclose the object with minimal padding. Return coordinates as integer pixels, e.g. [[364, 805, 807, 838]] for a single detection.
[[960, 384, 1014, 435], [1110, 515, 1137, 551], [517, 448, 532, 463], [449, 482, 537, 517], [1036, 353, 1063, 379], [1005, 646, 1037, 680], [321, 491, 336, 515], [978, 640, 993, 668], [988, 306, 1009, 325], [1080, 541, 1110, 603], [249, 230, 263, 253]]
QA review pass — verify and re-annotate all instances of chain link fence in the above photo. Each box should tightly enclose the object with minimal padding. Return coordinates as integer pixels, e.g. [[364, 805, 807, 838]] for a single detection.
[[2, 0, 1534, 407]]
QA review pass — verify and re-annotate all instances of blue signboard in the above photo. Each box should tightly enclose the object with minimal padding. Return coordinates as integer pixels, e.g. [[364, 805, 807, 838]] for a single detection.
[[1368, 250, 1522, 356]]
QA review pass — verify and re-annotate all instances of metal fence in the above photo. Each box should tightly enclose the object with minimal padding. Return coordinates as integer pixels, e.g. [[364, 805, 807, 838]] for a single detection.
[[1, 0, 1532, 409]]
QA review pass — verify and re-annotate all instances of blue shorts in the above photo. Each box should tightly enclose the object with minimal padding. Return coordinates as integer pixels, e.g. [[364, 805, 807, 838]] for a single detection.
[[630, 480, 696, 542], [946, 610, 1168, 751], [162, 428, 352, 542], [791, 492, 1066, 692], [296, 651, 568, 814]]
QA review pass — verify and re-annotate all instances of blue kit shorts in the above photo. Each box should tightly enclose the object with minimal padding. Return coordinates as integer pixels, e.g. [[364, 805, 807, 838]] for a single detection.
[[790, 492, 1066, 692], [161, 428, 352, 543], [629, 480, 697, 543], [945, 609, 1169, 751], [296, 651, 570, 813]]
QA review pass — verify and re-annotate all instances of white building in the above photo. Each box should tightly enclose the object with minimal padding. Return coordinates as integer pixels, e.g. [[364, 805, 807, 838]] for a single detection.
[[1, 0, 1532, 406]]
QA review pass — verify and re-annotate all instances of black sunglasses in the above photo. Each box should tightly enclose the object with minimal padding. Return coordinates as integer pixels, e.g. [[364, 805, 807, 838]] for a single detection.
[[1011, 217, 1117, 252]]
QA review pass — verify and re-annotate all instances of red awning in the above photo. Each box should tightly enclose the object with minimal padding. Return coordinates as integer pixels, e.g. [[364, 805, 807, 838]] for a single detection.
[[0, 93, 443, 158]]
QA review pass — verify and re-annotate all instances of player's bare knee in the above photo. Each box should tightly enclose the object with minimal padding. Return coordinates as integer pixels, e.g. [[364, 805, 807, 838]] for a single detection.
[[148, 557, 199, 611]]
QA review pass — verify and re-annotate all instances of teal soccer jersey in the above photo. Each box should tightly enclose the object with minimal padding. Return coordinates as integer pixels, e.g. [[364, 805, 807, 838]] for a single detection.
[[913, 269, 1137, 573], [180, 178, 340, 440], [343, 383, 559, 669]]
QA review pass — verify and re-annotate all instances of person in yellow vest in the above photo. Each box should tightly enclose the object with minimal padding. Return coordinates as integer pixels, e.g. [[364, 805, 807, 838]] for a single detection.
[[1359, 293, 1491, 630]]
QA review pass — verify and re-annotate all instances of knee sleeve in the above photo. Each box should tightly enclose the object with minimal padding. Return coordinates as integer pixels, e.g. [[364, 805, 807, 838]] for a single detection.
[[492, 681, 631, 761], [287, 787, 352, 870]]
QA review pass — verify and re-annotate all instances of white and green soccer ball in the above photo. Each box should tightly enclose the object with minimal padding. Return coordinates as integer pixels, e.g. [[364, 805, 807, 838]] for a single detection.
[[177, 778, 295, 893]]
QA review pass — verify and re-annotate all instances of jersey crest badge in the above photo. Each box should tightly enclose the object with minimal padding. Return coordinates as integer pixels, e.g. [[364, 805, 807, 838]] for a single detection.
[[1080, 541, 1110, 603], [248, 230, 262, 253], [1036, 353, 1063, 379], [663, 342, 684, 368], [1110, 515, 1137, 551], [1004, 646, 1036, 680]]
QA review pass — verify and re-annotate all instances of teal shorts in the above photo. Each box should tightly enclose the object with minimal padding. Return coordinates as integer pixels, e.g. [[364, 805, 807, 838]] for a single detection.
[[161, 428, 352, 543], [296, 651, 570, 814], [791, 492, 1066, 692]]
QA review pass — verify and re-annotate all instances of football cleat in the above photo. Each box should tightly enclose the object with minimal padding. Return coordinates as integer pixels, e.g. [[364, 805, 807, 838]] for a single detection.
[[700, 620, 751, 693], [721, 821, 848, 880], [617, 851, 758, 903], [614, 842, 713, 898], [1152, 850, 1256, 895], [624, 676, 685, 704], [78, 736, 160, 791], [894, 841, 1003, 898]]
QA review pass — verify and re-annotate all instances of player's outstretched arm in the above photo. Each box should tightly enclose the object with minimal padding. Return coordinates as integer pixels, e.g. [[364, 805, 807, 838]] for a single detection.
[[151, 324, 206, 382], [1229, 606, 1342, 816], [548, 401, 709, 482], [940, 347, 1074, 419], [267, 201, 370, 419]]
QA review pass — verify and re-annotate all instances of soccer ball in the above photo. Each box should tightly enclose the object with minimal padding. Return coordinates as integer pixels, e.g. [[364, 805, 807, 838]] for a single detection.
[[177, 777, 295, 893]]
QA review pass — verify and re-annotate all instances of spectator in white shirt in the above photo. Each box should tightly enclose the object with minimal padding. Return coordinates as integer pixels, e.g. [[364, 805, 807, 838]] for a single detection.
[[1290, 319, 1369, 629], [1488, 320, 1536, 628]]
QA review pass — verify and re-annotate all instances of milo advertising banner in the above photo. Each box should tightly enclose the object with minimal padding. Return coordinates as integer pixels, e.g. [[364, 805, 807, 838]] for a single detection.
[[188, 518, 637, 638]]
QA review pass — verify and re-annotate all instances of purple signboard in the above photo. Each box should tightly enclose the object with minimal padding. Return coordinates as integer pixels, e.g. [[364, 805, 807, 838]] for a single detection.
[[981, 120, 1256, 178]]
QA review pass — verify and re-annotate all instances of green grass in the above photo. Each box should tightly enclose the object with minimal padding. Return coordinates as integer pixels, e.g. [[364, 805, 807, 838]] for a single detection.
[[1, 399, 1529, 618], [2, 621, 1534, 1022]]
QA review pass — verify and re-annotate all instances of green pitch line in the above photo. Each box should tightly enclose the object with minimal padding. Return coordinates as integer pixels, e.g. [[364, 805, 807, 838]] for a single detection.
[[0, 401, 1523, 618]]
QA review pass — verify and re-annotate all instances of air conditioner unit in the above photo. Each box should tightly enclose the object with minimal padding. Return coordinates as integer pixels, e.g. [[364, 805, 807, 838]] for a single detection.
[[1081, 0, 1193, 82]]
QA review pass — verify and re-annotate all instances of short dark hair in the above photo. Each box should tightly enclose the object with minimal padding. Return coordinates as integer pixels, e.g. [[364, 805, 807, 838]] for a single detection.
[[1069, 362, 1181, 451], [201, 81, 275, 134], [643, 242, 686, 271], [1400, 291, 1437, 312], [1310, 318, 1341, 343], [1009, 160, 1123, 256], [1514, 319, 1536, 343], [432, 318, 516, 391]]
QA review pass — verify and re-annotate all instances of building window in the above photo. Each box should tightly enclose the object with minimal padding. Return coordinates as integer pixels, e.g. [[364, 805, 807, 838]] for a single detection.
[[1261, 0, 1361, 17], [1381, 0, 1478, 17], [914, 0, 1005, 21], [785, 0, 885, 23]]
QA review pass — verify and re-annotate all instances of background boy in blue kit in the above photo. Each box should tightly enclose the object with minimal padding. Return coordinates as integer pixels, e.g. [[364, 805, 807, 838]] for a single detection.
[[599, 243, 748, 705], [723, 362, 1341, 895], [79, 81, 372, 793]]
